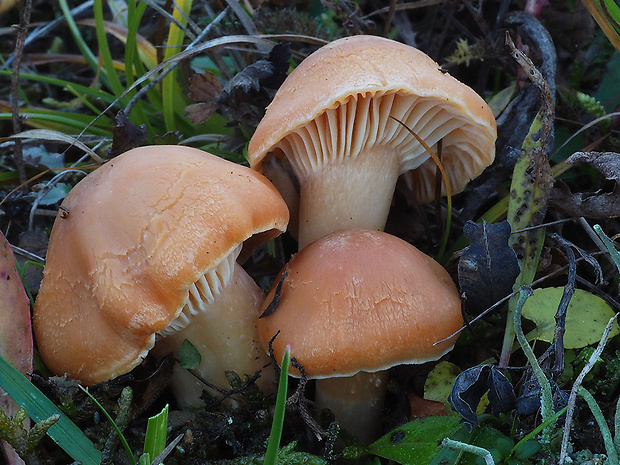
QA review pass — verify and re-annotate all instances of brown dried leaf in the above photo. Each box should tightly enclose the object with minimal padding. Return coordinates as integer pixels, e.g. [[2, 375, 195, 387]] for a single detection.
[[185, 72, 222, 125], [188, 71, 222, 102]]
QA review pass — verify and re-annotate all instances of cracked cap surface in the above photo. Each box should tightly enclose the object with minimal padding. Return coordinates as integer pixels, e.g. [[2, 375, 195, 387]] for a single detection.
[[34, 145, 289, 385]]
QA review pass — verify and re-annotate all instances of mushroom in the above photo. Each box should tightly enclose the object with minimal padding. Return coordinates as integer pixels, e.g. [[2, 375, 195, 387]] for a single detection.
[[33, 145, 289, 407], [249, 35, 497, 247], [257, 229, 463, 441]]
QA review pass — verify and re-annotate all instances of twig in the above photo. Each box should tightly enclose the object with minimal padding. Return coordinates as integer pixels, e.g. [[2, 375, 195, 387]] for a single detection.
[[10, 0, 34, 186], [383, 0, 397, 36], [559, 313, 619, 463], [543, 234, 576, 378]]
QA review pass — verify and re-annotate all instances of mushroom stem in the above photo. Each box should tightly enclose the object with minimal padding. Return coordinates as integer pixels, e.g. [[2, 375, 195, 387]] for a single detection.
[[315, 371, 389, 443], [154, 262, 275, 408], [297, 146, 400, 247]]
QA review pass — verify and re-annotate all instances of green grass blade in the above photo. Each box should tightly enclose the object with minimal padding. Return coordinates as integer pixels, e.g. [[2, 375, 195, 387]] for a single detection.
[[0, 69, 116, 104], [0, 111, 112, 136], [123, 0, 153, 135], [143, 404, 169, 464], [162, 0, 192, 132], [264, 346, 291, 465], [594, 224, 620, 272], [0, 356, 102, 465], [94, 0, 125, 99]]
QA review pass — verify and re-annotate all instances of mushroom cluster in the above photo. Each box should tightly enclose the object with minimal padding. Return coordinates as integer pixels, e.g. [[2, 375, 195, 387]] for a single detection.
[[32, 34, 496, 444], [250, 35, 496, 439], [33, 145, 289, 407]]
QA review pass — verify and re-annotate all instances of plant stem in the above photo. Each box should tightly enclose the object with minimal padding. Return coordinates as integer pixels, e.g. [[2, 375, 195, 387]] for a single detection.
[[578, 387, 619, 463], [513, 286, 555, 444], [441, 438, 495, 465]]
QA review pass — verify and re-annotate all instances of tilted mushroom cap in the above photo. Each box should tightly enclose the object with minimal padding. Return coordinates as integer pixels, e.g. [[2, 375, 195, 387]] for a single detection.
[[249, 34, 497, 204], [257, 229, 463, 378], [33, 146, 289, 385]]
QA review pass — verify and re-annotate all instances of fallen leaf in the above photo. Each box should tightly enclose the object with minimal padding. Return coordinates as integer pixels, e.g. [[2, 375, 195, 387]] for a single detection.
[[567, 151, 620, 183], [447, 364, 515, 431], [218, 42, 291, 128], [521, 287, 620, 348], [458, 221, 520, 316], [0, 231, 33, 464], [423, 361, 461, 416], [108, 110, 147, 157], [407, 392, 447, 419], [185, 71, 222, 124], [550, 182, 620, 218]]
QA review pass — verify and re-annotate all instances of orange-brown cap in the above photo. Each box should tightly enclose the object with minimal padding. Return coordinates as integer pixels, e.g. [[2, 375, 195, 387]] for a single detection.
[[33, 145, 289, 385], [257, 229, 463, 378], [249, 35, 496, 203]]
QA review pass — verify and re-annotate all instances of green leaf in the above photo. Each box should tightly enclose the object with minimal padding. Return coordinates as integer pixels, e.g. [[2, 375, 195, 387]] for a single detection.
[[0, 356, 101, 465], [144, 404, 169, 464], [178, 339, 201, 369], [423, 361, 461, 415], [366, 416, 462, 465], [521, 287, 620, 348]]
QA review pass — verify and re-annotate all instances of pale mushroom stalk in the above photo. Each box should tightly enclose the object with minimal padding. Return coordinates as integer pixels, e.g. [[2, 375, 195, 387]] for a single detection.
[[315, 372, 389, 443], [153, 246, 274, 408], [298, 146, 400, 247]]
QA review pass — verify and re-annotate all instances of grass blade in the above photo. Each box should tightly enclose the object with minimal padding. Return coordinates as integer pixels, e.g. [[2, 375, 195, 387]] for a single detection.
[[162, 0, 193, 132], [94, 0, 126, 99], [143, 404, 169, 464], [264, 346, 291, 465], [0, 356, 102, 465]]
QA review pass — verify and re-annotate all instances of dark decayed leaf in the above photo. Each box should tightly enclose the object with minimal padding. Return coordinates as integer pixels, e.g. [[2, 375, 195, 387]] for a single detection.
[[447, 365, 515, 431], [108, 110, 147, 157], [549, 152, 620, 218], [458, 221, 519, 316], [550, 182, 620, 218], [218, 42, 291, 128], [566, 151, 620, 183], [515, 373, 568, 415]]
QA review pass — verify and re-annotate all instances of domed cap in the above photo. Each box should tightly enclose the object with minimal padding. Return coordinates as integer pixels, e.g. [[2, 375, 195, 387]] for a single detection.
[[33, 146, 289, 385], [257, 229, 463, 378], [249, 35, 496, 203]]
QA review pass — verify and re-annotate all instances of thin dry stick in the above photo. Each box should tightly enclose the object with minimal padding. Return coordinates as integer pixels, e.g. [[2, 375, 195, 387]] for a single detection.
[[559, 313, 620, 464], [10, 0, 34, 186], [383, 0, 398, 36]]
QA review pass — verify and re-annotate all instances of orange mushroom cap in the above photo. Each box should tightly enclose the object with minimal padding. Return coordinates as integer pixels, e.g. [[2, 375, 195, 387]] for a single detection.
[[257, 229, 463, 378], [33, 145, 289, 385], [249, 35, 496, 203]]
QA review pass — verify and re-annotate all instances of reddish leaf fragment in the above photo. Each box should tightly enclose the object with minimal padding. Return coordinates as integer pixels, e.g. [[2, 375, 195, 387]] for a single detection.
[[0, 231, 33, 464]]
